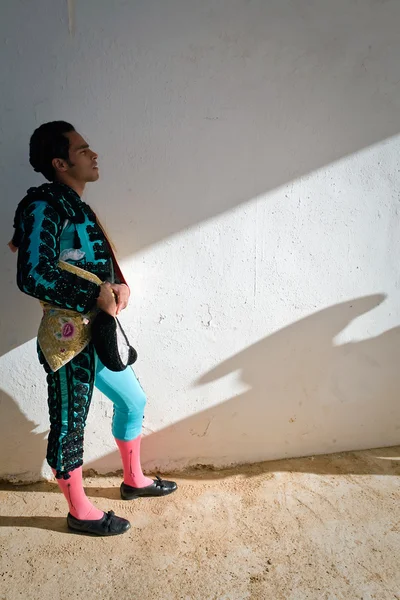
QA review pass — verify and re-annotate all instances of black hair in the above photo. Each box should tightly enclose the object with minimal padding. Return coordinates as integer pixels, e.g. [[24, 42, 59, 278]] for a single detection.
[[29, 121, 75, 181]]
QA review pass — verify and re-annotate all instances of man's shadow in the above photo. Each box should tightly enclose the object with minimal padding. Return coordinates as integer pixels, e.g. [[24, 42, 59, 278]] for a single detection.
[[0, 390, 47, 483], [0, 516, 66, 533], [0, 390, 69, 531], [86, 293, 400, 481]]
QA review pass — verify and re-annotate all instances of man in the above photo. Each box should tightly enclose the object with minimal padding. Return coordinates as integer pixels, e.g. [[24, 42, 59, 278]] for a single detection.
[[9, 121, 177, 536]]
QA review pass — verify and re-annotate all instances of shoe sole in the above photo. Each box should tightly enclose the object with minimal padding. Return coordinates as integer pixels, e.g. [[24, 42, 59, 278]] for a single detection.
[[120, 487, 177, 501], [67, 523, 131, 537]]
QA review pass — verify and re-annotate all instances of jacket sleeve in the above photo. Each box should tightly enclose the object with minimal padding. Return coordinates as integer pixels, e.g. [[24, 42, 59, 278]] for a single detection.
[[16, 201, 101, 313]]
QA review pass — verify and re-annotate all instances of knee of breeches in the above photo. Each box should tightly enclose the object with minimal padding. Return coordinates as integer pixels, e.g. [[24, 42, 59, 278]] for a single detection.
[[117, 388, 147, 417]]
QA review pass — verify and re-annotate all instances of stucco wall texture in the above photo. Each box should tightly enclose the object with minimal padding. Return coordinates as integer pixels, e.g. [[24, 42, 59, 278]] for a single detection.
[[1, 0, 399, 481]]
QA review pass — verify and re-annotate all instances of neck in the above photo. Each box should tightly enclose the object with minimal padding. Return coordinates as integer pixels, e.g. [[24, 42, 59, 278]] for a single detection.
[[55, 176, 85, 198]]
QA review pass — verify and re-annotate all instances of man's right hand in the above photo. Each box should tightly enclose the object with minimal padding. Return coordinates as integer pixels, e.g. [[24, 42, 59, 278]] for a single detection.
[[96, 282, 117, 316]]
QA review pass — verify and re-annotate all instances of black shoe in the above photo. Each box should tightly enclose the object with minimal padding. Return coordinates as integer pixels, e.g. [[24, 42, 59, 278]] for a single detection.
[[67, 510, 131, 536], [120, 475, 178, 500]]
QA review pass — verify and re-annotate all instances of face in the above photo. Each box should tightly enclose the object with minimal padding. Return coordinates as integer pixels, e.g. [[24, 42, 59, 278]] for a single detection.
[[53, 130, 99, 183]]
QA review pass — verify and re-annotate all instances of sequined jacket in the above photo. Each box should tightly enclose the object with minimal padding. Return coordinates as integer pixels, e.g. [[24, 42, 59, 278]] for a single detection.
[[14, 183, 126, 315]]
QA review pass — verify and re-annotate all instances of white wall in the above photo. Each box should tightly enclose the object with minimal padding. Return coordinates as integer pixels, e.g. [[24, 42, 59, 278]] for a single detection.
[[1, 0, 400, 482]]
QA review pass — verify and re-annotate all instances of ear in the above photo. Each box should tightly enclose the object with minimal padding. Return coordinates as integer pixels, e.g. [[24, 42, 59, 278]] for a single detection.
[[52, 157, 69, 174]]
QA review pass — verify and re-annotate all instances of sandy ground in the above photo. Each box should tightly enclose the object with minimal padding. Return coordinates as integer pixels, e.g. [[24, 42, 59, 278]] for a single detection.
[[0, 446, 399, 600]]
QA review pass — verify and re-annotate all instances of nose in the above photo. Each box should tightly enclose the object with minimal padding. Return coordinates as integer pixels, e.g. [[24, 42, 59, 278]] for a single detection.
[[91, 149, 98, 160]]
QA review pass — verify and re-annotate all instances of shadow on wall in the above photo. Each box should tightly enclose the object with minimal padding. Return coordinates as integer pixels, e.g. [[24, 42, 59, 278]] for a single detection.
[[0, 390, 47, 483], [86, 294, 400, 477], [1, 0, 400, 356], [1, 294, 399, 483]]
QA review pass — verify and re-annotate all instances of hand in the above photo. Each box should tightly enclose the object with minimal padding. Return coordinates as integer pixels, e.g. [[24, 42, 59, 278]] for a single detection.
[[109, 283, 130, 315], [96, 282, 117, 317]]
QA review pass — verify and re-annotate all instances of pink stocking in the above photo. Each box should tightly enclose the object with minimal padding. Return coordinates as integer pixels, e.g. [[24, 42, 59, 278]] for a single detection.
[[52, 467, 104, 520], [115, 435, 153, 488]]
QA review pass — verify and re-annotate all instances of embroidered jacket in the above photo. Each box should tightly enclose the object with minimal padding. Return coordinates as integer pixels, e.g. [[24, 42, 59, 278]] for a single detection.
[[13, 182, 126, 314]]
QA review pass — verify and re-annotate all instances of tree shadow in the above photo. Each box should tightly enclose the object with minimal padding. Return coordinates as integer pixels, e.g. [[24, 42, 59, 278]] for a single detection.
[[85, 294, 400, 478], [2, 1, 400, 355]]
